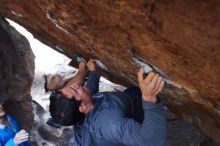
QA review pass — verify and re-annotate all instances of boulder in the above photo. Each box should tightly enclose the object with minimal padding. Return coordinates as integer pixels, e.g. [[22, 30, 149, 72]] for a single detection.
[[0, 0, 219, 142], [0, 17, 35, 130], [30, 101, 75, 146]]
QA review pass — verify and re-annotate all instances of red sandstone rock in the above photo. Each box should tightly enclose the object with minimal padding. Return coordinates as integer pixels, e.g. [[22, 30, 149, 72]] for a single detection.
[[0, 0, 219, 142]]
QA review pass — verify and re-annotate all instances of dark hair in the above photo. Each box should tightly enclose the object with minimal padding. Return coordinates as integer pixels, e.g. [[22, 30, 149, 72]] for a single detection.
[[0, 96, 6, 105], [44, 75, 49, 93], [0, 101, 11, 128], [49, 91, 85, 126]]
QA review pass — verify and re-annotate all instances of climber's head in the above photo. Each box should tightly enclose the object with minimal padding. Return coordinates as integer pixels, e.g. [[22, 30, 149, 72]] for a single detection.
[[47, 91, 85, 128]]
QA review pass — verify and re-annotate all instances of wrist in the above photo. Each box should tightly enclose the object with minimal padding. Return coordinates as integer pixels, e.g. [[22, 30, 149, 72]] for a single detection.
[[89, 69, 96, 71], [13, 139, 18, 145], [142, 95, 157, 103]]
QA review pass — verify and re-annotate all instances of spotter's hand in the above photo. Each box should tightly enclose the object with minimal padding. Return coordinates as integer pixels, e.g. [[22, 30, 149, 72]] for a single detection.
[[14, 129, 29, 145]]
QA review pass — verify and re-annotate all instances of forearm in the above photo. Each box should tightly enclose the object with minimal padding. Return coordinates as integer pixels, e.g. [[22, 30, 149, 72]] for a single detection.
[[140, 101, 167, 146], [85, 71, 101, 95]]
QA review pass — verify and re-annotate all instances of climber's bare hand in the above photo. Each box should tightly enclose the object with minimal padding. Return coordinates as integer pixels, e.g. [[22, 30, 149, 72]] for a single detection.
[[60, 86, 76, 99], [137, 69, 164, 103], [87, 59, 96, 71]]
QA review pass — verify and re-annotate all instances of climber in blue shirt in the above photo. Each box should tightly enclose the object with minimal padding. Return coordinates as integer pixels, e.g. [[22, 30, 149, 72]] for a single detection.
[[60, 59, 167, 146], [0, 103, 30, 146]]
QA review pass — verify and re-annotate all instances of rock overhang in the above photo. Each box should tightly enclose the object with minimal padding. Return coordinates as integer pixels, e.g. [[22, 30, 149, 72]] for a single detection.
[[0, 0, 219, 142]]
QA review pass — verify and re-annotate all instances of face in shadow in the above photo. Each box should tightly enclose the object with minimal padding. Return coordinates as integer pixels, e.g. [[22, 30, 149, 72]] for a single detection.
[[46, 74, 64, 91]]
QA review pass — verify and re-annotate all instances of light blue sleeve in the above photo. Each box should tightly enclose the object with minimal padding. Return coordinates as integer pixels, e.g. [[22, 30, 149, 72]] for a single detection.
[[4, 138, 17, 146], [7, 115, 20, 133], [2, 137, 30, 146], [97, 102, 167, 146], [7, 115, 30, 146]]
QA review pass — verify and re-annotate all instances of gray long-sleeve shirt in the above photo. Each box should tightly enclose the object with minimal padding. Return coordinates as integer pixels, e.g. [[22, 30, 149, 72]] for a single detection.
[[75, 71, 167, 146]]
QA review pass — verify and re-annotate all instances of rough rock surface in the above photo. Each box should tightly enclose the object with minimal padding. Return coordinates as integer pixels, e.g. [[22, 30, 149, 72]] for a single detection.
[[0, 0, 220, 142], [30, 101, 76, 146], [0, 17, 35, 130]]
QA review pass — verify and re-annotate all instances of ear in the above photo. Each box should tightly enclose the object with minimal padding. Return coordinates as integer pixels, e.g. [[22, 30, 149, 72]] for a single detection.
[[79, 106, 83, 113], [79, 105, 85, 113]]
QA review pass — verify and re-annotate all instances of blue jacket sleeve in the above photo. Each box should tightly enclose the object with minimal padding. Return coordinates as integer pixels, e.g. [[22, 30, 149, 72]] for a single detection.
[[85, 71, 101, 95], [2, 136, 30, 146], [97, 101, 167, 146], [4, 138, 17, 146], [7, 115, 20, 133], [7, 115, 30, 146]]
